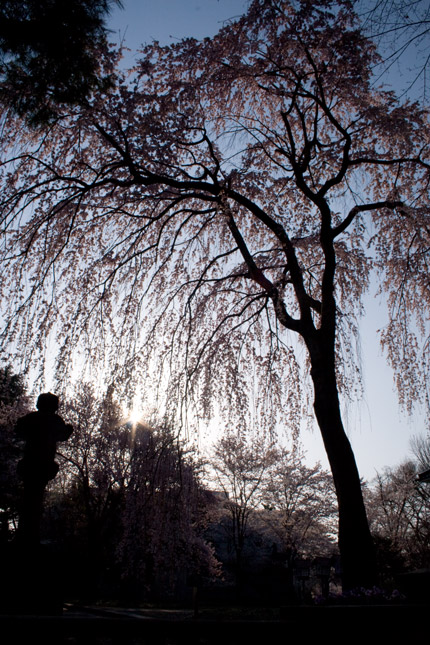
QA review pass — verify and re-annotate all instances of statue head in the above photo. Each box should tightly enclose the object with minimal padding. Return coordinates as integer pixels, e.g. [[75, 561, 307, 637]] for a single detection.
[[36, 392, 59, 413]]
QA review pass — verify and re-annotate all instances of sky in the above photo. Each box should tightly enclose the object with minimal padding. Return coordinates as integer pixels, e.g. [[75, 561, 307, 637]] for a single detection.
[[105, 0, 428, 481]]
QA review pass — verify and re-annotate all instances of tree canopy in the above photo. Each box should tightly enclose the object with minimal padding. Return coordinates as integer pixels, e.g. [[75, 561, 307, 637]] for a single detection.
[[0, 0, 122, 125], [0, 0, 429, 588]]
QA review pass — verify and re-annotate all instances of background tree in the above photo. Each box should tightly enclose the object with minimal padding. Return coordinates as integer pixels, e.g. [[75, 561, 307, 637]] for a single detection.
[[261, 448, 338, 567], [0, 0, 429, 589], [410, 434, 430, 472], [51, 382, 130, 594], [45, 383, 218, 601], [0, 365, 29, 542], [211, 432, 278, 590], [366, 459, 430, 576], [118, 422, 219, 601], [0, 0, 122, 125]]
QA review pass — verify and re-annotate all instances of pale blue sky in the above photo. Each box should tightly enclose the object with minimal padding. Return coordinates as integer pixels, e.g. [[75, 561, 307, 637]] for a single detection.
[[106, 0, 428, 481], [108, 0, 248, 51]]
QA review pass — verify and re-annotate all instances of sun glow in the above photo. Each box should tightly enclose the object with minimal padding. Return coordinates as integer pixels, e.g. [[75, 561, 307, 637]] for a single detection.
[[128, 408, 142, 426]]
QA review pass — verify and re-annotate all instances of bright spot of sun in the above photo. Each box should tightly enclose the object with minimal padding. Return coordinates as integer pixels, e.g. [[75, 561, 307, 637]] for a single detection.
[[128, 409, 141, 425]]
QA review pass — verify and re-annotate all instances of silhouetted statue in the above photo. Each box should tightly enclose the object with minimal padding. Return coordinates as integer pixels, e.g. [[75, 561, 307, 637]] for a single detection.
[[16, 392, 73, 545]]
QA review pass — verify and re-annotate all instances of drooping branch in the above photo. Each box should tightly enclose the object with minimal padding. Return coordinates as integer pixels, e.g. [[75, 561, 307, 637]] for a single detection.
[[332, 200, 405, 237]]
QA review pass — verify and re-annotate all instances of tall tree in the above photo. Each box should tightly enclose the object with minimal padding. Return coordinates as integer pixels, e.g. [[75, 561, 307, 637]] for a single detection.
[[0, 0, 122, 125], [0, 0, 429, 588], [261, 448, 338, 565], [119, 422, 218, 599], [57, 383, 129, 565], [211, 432, 278, 588]]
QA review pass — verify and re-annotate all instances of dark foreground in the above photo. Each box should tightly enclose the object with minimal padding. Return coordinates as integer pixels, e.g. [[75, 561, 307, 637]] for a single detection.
[[0, 604, 428, 644]]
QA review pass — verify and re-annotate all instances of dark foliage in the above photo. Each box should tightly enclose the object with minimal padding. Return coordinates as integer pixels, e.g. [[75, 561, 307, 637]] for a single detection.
[[0, 0, 122, 125], [0, 365, 29, 542]]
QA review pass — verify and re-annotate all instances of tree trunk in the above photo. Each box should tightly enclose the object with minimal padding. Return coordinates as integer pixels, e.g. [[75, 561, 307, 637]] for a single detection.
[[309, 348, 377, 591]]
